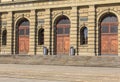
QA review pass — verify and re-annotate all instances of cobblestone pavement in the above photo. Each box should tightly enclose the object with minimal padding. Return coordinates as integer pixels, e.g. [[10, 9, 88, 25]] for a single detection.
[[0, 64, 119, 82]]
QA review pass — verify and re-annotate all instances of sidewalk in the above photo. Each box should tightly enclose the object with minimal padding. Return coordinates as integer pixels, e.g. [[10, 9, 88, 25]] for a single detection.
[[0, 77, 65, 82], [0, 64, 119, 82]]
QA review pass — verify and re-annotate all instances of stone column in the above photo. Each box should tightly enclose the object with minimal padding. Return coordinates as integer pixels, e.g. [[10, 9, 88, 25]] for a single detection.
[[44, 8, 51, 55], [7, 12, 13, 54], [70, 6, 78, 55], [29, 10, 36, 55], [88, 5, 96, 56]]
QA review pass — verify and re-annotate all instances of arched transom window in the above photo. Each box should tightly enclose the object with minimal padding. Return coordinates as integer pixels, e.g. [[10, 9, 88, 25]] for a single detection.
[[56, 17, 70, 35], [101, 14, 118, 34], [19, 19, 29, 36]]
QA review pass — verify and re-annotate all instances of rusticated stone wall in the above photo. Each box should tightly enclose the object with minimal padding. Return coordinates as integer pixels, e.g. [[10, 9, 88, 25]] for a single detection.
[[0, 0, 119, 56]]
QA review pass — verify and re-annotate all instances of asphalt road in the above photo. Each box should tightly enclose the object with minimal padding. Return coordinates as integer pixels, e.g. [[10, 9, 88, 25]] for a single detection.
[[0, 64, 119, 82]]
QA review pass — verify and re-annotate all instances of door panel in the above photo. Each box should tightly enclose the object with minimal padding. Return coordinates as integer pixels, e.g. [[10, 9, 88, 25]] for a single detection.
[[57, 36, 70, 55], [110, 36, 118, 55], [57, 36, 63, 54], [101, 35, 109, 54], [24, 37, 29, 53], [19, 36, 29, 54], [19, 26, 29, 54], [19, 39, 25, 53], [101, 34, 118, 55], [64, 36, 70, 54]]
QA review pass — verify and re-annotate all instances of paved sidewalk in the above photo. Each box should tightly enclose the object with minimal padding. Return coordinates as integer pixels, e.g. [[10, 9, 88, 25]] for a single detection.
[[0, 77, 65, 82], [0, 64, 119, 82]]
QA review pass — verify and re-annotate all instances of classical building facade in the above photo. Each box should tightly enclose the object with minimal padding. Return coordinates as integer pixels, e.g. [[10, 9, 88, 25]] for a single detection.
[[0, 0, 120, 56]]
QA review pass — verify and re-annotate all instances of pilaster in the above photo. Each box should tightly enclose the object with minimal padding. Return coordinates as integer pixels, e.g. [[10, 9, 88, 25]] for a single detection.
[[7, 11, 13, 54], [88, 5, 96, 56], [44, 8, 51, 55], [70, 6, 78, 55], [29, 10, 36, 55]]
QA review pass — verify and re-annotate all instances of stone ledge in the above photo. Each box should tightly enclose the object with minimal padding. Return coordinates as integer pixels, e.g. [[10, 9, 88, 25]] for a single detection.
[[0, 55, 119, 67]]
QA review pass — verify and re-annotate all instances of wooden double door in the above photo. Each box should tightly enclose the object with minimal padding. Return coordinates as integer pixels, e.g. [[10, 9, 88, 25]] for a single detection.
[[56, 24, 70, 55], [57, 35, 70, 55], [100, 14, 118, 55], [19, 26, 29, 54], [101, 22, 118, 55], [101, 34, 118, 55]]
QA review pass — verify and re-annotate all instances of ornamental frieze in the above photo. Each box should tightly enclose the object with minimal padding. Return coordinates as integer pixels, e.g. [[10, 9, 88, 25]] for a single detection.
[[37, 11, 45, 16], [52, 10, 70, 19], [97, 7, 120, 17], [14, 13, 30, 21]]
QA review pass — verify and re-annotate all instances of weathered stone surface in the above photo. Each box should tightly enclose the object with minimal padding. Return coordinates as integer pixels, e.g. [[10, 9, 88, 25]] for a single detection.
[[0, 64, 119, 82], [0, 0, 120, 56], [0, 55, 119, 67]]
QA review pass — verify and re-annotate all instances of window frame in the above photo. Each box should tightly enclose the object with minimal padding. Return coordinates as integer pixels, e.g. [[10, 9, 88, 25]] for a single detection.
[[2, 30, 7, 46], [80, 27, 88, 45], [38, 28, 44, 45], [101, 14, 118, 34]]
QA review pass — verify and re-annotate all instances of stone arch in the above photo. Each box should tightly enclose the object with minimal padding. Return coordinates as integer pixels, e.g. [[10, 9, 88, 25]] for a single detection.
[[15, 18, 30, 54], [54, 15, 70, 25], [98, 12, 118, 55], [53, 15, 70, 55], [14, 16, 30, 28], [97, 9, 120, 24], [53, 13, 71, 27]]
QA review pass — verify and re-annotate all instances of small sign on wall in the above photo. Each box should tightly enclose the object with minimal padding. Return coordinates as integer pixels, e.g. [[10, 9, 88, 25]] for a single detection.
[[38, 19, 44, 26], [1, 21, 7, 28], [80, 17, 88, 21], [2, 21, 7, 26]]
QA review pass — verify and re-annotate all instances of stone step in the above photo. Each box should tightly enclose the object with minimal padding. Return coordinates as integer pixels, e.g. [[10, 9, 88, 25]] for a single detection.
[[0, 55, 119, 67]]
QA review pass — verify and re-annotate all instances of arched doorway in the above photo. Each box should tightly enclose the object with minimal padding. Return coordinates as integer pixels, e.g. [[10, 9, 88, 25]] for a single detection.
[[54, 16, 70, 55], [100, 13, 118, 55], [16, 18, 29, 54]]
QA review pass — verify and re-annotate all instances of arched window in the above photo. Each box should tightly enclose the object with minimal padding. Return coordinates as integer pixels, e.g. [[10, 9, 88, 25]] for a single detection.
[[2, 30, 7, 45], [18, 19, 29, 26], [38, 28, 44, 45], [80, 27, 88, 45], [100, 13, 118, 55], [101, 14, 118, 34]]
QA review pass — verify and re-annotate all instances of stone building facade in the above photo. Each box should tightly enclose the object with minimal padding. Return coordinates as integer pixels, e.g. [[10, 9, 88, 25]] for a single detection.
[[0, 0, 120, 56]]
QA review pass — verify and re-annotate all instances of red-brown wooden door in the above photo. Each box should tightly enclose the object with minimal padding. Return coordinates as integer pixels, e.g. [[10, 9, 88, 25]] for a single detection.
[[55, 16, 70, 55], [101, 34, 118, 55], [19, 26, 29, 54], [56, 24, 70, 55], [101, 14, 118, 55], [57, 35, 70, 54], [64, 36, 70, 54]]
